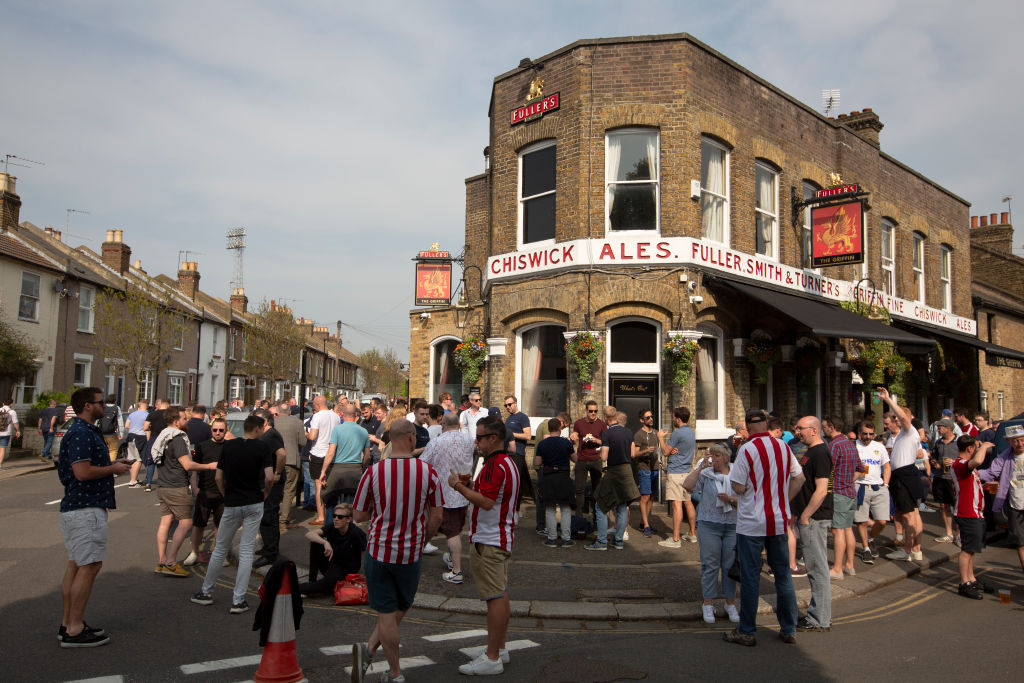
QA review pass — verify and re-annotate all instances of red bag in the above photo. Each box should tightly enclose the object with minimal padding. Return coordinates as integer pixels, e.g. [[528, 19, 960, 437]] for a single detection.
[[333, 573, 368, 605]]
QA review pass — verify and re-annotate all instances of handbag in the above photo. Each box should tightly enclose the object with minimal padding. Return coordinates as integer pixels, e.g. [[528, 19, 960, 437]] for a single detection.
[[333, 573, 369, 606]]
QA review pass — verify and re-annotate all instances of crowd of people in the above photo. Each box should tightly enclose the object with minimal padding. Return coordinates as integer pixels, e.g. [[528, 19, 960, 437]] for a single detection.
[[50, 383, 1024, 676]]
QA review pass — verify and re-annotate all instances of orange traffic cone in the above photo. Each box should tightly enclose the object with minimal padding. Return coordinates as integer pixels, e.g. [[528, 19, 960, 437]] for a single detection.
[[253, 571, 306, 683]]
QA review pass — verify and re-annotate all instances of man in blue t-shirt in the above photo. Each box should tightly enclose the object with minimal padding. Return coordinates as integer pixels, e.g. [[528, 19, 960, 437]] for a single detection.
[[503, 394, 533, 514], [320, 404, 371, 507], [57, 387, 131, 648], [38, 398, 61, 461], [658, 406, 697, 547]]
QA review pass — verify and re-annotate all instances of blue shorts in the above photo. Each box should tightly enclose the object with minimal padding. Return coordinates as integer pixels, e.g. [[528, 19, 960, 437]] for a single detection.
[[0, 436, 10, 448], [365, 556, 422, 614], [638, 469, 659, 496]]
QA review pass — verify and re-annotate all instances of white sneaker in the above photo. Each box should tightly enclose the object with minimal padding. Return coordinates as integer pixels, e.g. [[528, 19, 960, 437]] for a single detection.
[[499, 649, 510, 664], [910, 550, 923, 561], [442, 570, 464, 584], [658, 538, 682, 548], [442, 552, 454, 571], [459, 652, 503, 675], [886, 548, 911, 561], [702, 604, 716, 623], [623, 529, 630, 541], [423, 542, 438, 555], [935, 535, 953, 543], [685, 534, 698, 544], [725, 603, 740, 623], [182, 551, 198, 567]]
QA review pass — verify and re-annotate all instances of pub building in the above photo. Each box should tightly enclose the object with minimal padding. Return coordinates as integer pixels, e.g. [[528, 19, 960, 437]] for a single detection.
[[409, 33, 999, 441]]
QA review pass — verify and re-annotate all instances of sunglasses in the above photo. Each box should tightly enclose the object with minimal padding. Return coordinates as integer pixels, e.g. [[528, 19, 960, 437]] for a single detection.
[[504, 403, 515, 408], [587, 409, 598, 413], [475, 433, 497, 441], [211, 428, 226, 433], [333, 514, 351, 519], [471, 398, 481, 402]]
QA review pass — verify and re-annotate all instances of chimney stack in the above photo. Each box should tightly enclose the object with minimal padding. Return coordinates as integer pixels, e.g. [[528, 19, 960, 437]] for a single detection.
[[101, 229, 132, 275], [178, 261, 200, 300], [1, 173, 20, 233], [838, 108, 884, 147], [230, 287, 248, 314]]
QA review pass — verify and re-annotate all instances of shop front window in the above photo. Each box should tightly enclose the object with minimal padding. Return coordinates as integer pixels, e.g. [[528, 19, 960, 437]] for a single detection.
[[431, 338, 463, 401], [519, 325, 567, 418]]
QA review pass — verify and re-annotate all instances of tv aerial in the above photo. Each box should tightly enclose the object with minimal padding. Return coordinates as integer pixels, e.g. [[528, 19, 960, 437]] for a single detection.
[[3, 154, 45, 174], [822, 89, 840, 117]]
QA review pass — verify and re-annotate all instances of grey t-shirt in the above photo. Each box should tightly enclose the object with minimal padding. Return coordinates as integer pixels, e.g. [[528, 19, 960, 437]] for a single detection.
[[157, 434, 191, 488], [667, 426, 695, 474], [933, 439, 959, 480]]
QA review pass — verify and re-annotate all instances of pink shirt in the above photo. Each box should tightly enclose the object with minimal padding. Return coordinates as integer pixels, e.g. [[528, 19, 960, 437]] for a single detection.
[[354, 456, 444, 564]]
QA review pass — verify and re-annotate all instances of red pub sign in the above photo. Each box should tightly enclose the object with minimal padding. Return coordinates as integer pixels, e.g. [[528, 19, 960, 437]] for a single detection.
[[510, 92, 560, 125], [811, 199, 865, 267]]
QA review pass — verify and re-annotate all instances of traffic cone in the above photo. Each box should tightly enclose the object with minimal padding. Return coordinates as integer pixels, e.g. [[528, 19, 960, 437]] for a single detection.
[[253, 571, 306, 683]]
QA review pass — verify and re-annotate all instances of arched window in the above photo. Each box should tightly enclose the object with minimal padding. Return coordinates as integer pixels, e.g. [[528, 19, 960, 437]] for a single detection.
[[609, 320, 658, 364], [517, 324, 567, 417], [430, 337, 463, 402], [695, 324, 725, 431]]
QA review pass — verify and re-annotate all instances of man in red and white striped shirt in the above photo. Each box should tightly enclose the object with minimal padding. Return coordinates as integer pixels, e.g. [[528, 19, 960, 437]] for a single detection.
[[447, 415, 520, 676], [352, 419, 442, 683], [724, 409, 805, 647]]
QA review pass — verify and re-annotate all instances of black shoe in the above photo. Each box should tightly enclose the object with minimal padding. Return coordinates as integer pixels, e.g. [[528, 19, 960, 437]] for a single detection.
[[57, 622, 106, 641], [252, 556, 275, 569], [779, 632, 797, 644], [230, 600, 250, 614], [796, 617, 830, 632], [860, 549, 875, 565], [190, 592, 214, 606], [542, 539, 559, 547], [722, 629, 756, 646], [971, 580, 995, 594], [60, 630, 111, 648], [958, 582, 983, 600]]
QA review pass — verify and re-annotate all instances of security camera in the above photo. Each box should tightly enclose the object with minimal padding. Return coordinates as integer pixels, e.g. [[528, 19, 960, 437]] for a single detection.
[[687, 281, 697, 292], [689, 295, 703, 305], [419, 312, 431, 320]]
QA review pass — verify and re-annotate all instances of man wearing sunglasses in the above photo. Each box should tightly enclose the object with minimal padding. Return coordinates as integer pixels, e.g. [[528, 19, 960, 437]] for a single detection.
[[298, 502, 366, 597], [573, 400, 607, 518], [459, 392, 486, 437], [447, 415, 521, 676], [183, 417, 229, 567]]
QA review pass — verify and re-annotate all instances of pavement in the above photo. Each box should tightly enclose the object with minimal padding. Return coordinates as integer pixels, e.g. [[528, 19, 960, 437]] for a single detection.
[[7, 443, 971, 624]]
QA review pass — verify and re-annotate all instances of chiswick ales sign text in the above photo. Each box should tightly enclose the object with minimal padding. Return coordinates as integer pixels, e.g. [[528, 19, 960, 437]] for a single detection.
[[484, 236, 976, 335]]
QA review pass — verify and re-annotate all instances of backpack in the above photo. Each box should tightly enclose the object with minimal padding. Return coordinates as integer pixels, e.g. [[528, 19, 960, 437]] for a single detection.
[[99, 405, 119, 435], [0, 408, 11, 432]]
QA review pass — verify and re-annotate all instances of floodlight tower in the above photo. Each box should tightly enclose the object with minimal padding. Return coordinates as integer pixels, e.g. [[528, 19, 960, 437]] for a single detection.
[[226, 227, 247, 293]]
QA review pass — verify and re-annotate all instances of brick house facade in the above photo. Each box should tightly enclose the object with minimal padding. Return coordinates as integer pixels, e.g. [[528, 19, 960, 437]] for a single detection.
[[409, 33, 985, 439]]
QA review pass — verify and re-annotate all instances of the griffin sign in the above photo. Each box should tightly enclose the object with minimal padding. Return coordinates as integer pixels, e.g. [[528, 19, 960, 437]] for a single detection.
[[811, 200, 865, 267]]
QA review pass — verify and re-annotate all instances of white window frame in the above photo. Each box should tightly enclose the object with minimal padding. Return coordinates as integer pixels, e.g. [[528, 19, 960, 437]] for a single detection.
[[78, 285, 95, 332], [274, 381, 285, 402], [229, 329, 236, 360], [694, 323, 729, 438], [517, 139, 557, 249], [881, 220, 895, 295], [174, 316, 185, 350], [605, 316, 662, 376], [138, 369, 154, 402], [980, 390, 988, 413], [167, 374, 184, 405], [73, 353, 93, 387], [605, 128, 660, 235], [998, 391, 1005, 420], [19, 271, 41, 322], [754, 161, 779, 260], [229, 375, 244, 400], [15, 365, 42, 405], [514, 323, 568, 423], [940, 244, 952, 312], [700, 137, 730, 244], [912, 232, 926, 303], [428, 335, 463, 403]]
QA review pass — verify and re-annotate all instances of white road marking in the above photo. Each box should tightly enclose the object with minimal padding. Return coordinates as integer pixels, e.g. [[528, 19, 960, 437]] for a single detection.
[[60, 677, 125, 683], [319, 643, 353, 656], [180, 654, 262, 674], [47, 482, 132, 505], [423, 628, 488, 642], [459, 639, 540, 659], [345, 656, 434, 676]]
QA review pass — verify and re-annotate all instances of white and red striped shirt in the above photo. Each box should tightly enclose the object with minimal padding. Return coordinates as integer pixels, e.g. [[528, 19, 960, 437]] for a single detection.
[[961, 422, 979, 438], [952, 458, 984, 518], [469, 452, 520, 551], [353, 455, 444, 564], [729, 433, 803, 537]]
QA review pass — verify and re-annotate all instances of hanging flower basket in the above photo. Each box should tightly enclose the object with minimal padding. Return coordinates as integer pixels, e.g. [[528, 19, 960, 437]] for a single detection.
[[662, 335, 700, 388], [453, 336, 487, 386], [565, 332, 604, 384], [851, 340, 911, 396], [745, 338, 779, 385]]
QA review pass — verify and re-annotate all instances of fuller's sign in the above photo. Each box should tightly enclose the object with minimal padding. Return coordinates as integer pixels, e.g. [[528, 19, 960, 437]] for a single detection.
[[414, 261, 451, 306], [811, 200, 865, 267], [484, 235, 977, 336], [510, 93, 560, 125]]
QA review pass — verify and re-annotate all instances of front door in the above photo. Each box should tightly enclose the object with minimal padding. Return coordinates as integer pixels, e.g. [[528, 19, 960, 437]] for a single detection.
[[609, 374, 659, 433]]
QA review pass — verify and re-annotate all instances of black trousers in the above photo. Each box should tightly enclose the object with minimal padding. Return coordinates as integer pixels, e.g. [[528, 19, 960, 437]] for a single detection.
[[299, 542, 347, 595], [257, 477, 285, 559]]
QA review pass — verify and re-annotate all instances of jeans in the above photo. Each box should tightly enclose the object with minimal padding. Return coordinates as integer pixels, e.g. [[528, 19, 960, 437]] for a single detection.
[[798, 519, 832, 627], [545, 504, 572, 542], [41, 431, 55, 459], [301, 461, 315, 508], [257, 478, 285, 559], [736, 533, 797, 636], [201, 502, 263, 604], [595, 502, 627, 545], [144, 463, 156, 485], [697, 520, 737, 600]]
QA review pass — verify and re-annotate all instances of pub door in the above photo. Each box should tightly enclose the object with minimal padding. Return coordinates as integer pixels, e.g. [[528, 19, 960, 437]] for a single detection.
[[609, 374, 660, 434]]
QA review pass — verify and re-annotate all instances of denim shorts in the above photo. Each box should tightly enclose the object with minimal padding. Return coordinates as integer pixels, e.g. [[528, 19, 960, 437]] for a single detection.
[[0, 436, 10, 448], [638, 469, 660, 496], [365, 555, 422, 614]]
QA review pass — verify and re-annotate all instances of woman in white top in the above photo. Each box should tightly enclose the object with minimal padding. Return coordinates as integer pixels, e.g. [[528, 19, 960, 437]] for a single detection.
[[0, 398, 21, 470]]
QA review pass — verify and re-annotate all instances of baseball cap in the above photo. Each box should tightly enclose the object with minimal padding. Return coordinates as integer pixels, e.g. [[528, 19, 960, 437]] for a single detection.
[[941, 409, 954, 418]]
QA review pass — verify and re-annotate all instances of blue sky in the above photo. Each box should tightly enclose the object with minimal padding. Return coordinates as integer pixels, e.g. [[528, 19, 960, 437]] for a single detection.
[[4, 1, 1020, 358]]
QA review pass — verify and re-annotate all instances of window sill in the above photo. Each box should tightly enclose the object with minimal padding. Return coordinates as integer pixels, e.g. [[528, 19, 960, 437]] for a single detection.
[[77, 329, 96, 335], [695, 424, 732, 440], [18, 318, 39, 324]]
